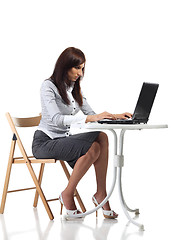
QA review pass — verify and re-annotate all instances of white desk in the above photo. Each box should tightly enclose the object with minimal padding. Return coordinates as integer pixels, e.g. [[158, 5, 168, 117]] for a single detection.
[[69, 123, 168, 230]]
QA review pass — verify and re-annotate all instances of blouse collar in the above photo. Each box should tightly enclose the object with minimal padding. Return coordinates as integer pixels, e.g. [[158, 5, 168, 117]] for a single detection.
[[66, 82, 75, 93]]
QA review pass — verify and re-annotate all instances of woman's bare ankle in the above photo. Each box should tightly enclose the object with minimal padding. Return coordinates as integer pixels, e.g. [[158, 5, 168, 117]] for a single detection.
[[61, 190, 76, 210], [94, 192, 111, 211]]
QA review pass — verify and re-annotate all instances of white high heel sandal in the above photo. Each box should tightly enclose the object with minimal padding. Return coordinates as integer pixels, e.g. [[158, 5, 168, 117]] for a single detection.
[[59, 193, 82, 217], [92, 195, 118, 219]]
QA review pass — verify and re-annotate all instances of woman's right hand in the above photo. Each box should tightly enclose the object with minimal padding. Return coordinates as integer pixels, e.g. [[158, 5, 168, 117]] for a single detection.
[[86, 112, 117, 123]]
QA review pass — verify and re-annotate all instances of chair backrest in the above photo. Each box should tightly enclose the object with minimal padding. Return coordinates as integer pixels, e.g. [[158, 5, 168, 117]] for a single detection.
[[12, 115, 41, 127], [6, 112, 41, 159]]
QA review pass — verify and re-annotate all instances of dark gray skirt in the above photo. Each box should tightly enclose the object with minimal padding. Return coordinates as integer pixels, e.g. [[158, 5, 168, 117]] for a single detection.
[[32, 130, 101, 168]]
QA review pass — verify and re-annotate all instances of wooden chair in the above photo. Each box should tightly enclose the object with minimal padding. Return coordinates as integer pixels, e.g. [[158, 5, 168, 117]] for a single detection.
[[0, 112, 86, 220]]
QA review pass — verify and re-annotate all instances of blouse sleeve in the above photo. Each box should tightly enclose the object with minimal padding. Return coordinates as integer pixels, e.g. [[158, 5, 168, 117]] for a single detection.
[[80, 91, 96, 115], [41, 81, 87, 127]]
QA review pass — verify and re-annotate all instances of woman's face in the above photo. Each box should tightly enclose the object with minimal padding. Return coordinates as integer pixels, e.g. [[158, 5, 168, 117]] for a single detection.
[[67, 63, 85, 82]]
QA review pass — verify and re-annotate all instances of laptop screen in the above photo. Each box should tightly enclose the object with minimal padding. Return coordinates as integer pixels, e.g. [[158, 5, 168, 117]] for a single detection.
[[133, 82, 159, 122]]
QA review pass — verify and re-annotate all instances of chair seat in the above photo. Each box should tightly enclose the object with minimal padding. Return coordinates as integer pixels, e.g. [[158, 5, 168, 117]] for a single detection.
[[13, 156, 57, 164]]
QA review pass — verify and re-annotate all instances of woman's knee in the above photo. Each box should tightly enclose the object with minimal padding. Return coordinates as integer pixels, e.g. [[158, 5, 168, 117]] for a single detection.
[[97, 132, 109, 146], [86, 142, 100, 163]]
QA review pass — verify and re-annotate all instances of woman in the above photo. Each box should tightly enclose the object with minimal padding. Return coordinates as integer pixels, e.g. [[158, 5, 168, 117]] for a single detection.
[[32, 47, 132, 218]]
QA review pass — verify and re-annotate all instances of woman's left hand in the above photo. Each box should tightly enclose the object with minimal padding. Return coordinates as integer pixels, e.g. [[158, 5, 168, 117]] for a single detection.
[[113, 112, 133, 120]]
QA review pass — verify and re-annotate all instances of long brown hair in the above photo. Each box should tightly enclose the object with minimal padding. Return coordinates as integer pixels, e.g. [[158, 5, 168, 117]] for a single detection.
[[50, 47, 86, 106]]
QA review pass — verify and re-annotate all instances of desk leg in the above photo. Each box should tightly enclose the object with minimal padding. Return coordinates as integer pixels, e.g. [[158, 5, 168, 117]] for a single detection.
[[117, 129, 144, 230], [118, 129, 140, 215], [119, 168, 139, 215]]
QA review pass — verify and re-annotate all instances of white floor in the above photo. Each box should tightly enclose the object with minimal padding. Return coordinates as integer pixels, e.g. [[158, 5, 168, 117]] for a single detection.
[[0, 203, 171, 240], [0, 174, 172, 240]]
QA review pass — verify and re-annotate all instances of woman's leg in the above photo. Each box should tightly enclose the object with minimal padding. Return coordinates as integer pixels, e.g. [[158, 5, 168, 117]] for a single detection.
[[62, 132, 113, 212], [61, 141, 100, 210], [93, 132, 112, 211]]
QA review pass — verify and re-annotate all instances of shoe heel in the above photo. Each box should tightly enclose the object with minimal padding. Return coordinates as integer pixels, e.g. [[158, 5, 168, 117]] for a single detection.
[[60, 202, 63, 215], [93, 201, 98, 218], [59, 194, 64, 215]]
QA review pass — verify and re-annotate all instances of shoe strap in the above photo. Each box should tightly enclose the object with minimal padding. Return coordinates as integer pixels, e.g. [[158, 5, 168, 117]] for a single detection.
[[102, 209, 115, 216], [66, 209, 80, 215], [92, 195, 99, 206], [93, 195, 117, 217]]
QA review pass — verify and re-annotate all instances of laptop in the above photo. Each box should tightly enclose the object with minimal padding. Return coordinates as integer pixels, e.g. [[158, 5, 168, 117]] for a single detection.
[[98, 82, 159, 124]]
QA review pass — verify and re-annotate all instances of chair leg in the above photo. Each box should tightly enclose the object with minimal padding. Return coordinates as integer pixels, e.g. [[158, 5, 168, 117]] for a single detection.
[[33, 163, 45, 207], [0, 140, 16, 214], [74, 189, 86, 213], [26, 162, 54, 220], [59, 160, 86, 213]]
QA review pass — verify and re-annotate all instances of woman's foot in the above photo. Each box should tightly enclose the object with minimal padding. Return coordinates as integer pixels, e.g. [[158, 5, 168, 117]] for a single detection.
[[93, 193, 111, 210], [93, 193, 118, 219], [59, 191, 82, 216], [60, 191, 77, 210]]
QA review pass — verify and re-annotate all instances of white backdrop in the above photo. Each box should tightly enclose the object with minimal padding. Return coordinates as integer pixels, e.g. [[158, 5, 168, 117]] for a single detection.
[[0, 0, 172, 238]]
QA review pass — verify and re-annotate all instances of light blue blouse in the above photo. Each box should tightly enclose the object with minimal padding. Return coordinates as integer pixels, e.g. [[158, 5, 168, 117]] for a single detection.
[[38, 79, 96, 139]]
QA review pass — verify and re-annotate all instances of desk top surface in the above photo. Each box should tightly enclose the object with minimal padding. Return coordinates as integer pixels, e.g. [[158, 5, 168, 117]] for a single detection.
[[72, 123, 168, 130]]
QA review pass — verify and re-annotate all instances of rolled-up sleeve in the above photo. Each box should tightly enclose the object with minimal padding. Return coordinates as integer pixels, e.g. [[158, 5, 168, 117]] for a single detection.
[[63, 115, 87, 126]]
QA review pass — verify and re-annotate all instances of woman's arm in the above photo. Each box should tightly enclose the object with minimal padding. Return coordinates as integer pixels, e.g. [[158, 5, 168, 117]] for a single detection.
[[42, 82, 132, 125], [80, 93, 96, 115], [80, 92, 132, 123], [86, 112, 132, 123]]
